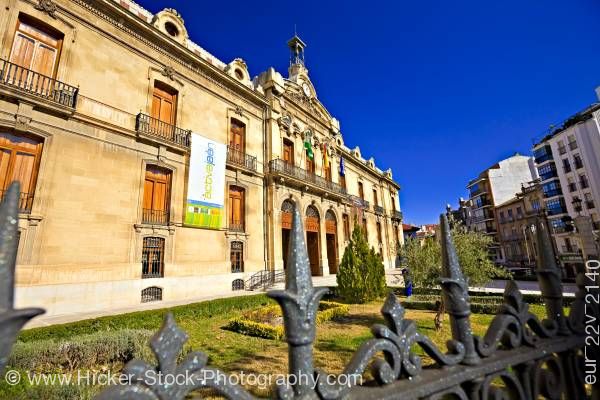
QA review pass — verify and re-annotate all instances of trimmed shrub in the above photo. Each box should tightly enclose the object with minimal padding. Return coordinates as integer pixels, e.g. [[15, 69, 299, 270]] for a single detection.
[[8, 329, 154, 372], [337, 224, 387, 303], [225, 301, 349, 340], [225, 318, 284, 340]]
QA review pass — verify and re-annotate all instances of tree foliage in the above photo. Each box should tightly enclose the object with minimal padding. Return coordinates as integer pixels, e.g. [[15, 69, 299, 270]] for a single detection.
[[402, 217, 510, 288], [336, 224, 387, 303]]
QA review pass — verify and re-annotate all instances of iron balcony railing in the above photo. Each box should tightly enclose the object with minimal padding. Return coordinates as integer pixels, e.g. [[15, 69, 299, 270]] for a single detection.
[[391, 210, 402, 220], [374, 205, 385, 216], [228, 221, 245, 232], [141, 209, 169, 225], [226, 146, 257, 172], [0, 189, 34, 213], [568, 140, 578, 150], [136, 113, 191, 148], [268, 159, 347, 197], [348, 194, 369, 209], [0, 58, 78, 108]]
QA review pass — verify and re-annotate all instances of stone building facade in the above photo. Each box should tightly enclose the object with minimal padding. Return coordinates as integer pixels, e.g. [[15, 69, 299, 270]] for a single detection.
[[0, 0, 402, 316]]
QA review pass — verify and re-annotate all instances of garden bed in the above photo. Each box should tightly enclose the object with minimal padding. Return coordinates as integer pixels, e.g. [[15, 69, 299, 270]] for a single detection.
[[224, 301, 350, 340]]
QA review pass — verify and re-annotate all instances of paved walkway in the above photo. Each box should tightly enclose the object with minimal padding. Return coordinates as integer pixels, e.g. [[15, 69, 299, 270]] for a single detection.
[[25, 273, 574, 329]]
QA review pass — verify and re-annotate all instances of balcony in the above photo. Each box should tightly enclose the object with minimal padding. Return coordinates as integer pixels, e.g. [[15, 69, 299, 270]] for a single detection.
[[558, 146, 566, 155], [391, 210, 403, 221], [568, 140, 578, 151], [561, 245, 580, 254], [228, 221, 245, 232], [226, 146, 257, 172], [0, 189, 34, 213], [268, 159, 347, 200], [142, 209, 169, 225], [547, 207, 568, 216], [0, 58, 78, 109], [348, 194, 370, 210], [136, 113, 191, 149], [580, 180, 589, 189], [586, 201, 595, 210], [374, 205, 385, 216]]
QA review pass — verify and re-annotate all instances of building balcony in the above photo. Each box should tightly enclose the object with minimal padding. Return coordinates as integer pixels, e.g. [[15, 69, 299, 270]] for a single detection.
[[226, 146, 257, 172], [374, 205, 385, 216], [268, 159, 347, 200], [586, 201, 595, 210], [0, 58, 78, 111], [228, 221, 245, 232], [348, 195, 370, 210], [141, 209, 169, 225], [135, 113, 191, 149], [0, 189, 34, 214], [561, 245, 580, 254], [547, 207, 568, 216], [568, 140, 578, 151], [391, 210, 403, 221], [558, 146, 566, 155]]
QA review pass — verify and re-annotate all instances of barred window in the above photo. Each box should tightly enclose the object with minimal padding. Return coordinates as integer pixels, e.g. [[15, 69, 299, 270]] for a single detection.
[[141, 286, 162, 303], [142, 237, 165, 278], [231, 241, 244, 273], [232, 279, 244, 291]]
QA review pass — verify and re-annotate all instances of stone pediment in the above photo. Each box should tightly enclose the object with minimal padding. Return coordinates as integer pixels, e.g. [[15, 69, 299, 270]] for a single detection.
[[283, 82, 332, 126]]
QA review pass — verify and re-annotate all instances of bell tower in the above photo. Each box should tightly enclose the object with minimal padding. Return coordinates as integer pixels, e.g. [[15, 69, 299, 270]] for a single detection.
[[287, 34, 306, 66]]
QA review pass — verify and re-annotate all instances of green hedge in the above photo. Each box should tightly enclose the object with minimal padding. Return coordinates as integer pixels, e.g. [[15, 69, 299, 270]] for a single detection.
[[402, 300, 501, 315], [18, 295, 273, 343], [225, 301, 349, 340], [8, 329, 154, 372], [393, 287, 574, 307]]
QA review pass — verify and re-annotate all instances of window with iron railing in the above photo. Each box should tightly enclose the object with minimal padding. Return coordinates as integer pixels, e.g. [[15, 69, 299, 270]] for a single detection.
[[142, 166, 171, 225], [141, 286, 162, 303], [142, 237, 165, 278], [226, 145, 257, 171], [230, 241, 244, 273]]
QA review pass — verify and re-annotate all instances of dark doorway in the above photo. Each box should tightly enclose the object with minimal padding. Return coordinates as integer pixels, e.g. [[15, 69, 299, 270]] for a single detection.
[[307, 231, 320, 276], [326, 233, 337, 274], [282, 228, 290, 270]]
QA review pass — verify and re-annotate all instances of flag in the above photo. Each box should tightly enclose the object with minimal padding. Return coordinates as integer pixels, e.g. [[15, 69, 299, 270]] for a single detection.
[[304, 134, 313, 160], [323, 143, 329, 168], [339, 156, 346, 176]]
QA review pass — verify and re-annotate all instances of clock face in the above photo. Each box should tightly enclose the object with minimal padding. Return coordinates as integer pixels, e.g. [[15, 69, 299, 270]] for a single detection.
[[302, 82, 311, 97]]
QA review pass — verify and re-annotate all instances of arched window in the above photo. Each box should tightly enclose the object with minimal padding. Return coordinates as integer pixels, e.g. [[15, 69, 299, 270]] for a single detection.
[[281, 199, 295, 229], [232, 279, 245, 291], [141, 286, 162, 303]]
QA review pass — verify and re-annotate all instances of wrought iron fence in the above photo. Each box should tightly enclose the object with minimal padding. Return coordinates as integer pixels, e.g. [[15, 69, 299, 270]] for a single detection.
[[136, 113, 191, 148], [0, 58, 78, 108], [0, 182, 598, 399], [373, 205, 385, 216], [227, 146, 258, 172]]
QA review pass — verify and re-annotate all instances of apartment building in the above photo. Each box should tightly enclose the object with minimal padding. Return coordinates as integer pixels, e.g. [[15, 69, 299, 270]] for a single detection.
[[0, 0, 402, 316], [495, 181, 542, 273], [466, 154, 538, 262], [532, 95, 600, 276]]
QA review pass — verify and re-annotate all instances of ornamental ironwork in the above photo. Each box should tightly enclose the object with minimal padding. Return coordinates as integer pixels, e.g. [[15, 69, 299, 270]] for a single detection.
[[0, 183, 598, 399]]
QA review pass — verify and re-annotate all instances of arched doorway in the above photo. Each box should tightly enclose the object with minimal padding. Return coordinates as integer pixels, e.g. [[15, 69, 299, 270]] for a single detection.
[[325, 210, 338, 274], [306, 205, 321, 276], [281, 199, 294, 270]]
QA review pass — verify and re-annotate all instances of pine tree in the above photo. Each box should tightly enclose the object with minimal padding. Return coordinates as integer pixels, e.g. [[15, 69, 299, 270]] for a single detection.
[[336, 223, 387, 303]]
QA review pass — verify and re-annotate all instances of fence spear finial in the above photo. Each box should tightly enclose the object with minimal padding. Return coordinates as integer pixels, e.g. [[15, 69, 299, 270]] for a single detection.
[[439, 213, 479, 365]]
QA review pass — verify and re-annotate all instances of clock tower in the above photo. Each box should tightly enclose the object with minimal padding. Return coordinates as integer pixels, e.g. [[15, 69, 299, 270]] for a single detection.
[[287, 34, 306, 66]]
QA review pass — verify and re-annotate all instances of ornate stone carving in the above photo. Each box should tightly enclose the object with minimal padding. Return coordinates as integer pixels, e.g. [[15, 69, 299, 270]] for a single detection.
[[34, 0, 58, 18], [161, 65, 176, 81]]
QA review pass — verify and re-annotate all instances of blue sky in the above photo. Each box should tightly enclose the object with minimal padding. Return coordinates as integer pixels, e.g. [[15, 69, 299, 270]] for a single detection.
[[138, 0, 600, 225]]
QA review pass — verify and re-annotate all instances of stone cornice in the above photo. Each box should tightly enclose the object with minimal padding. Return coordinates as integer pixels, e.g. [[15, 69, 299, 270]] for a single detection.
[[70, 0, 267, 109]]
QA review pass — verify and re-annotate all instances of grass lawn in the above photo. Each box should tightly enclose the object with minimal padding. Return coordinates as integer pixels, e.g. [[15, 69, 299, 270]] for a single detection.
[[3, 293, 552, 399]]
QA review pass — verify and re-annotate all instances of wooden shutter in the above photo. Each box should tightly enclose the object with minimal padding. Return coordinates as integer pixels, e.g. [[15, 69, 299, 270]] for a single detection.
[[0, 133, 43, 194], [373, 189, 378, 206], [230, 119, 245, 151], [151, 83, 177, 124], [9, 19, 62, 77], [283, 140, 294, 165], [306, 157, 314, 174], [339, 174, 346, 189], [358, 182, 364, 200], [144, 166, 171, 212], [229, 186, 245, 229]]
